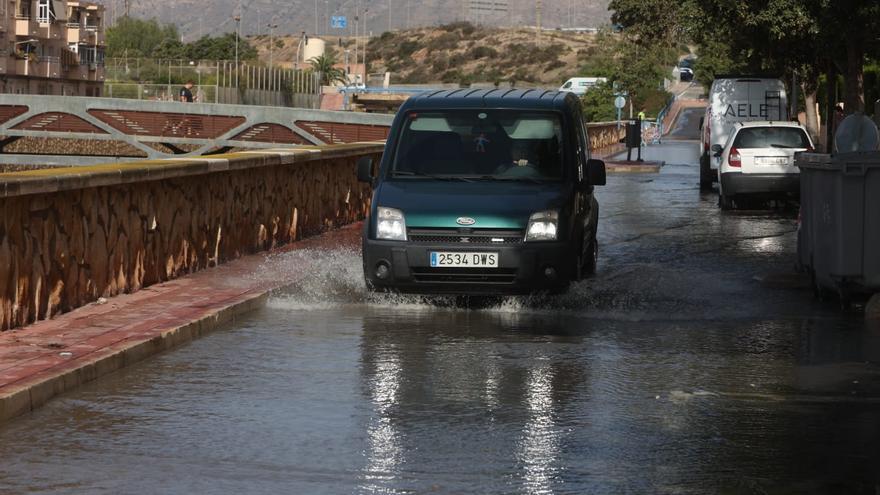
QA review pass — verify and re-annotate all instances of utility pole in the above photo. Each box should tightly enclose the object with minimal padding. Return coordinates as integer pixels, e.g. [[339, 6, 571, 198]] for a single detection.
[[268, 22, 278, 69], [535, 0, 542, 44], [314, 0, 319, 35], [234, 9, 241, 89], [388, 0, 391, 32]]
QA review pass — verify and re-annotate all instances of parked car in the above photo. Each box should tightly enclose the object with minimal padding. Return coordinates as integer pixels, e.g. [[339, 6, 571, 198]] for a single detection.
[[712, 121, 813, 209], [338, 82, 366, 94], [559, 77, 607, 96], [700, 76, 789, 190], [357, 89, 607, 295]]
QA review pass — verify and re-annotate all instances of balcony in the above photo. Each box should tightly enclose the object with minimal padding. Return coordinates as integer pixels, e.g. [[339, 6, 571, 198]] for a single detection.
[[65, 63, 103, 81], [13, 56, 63, 78]]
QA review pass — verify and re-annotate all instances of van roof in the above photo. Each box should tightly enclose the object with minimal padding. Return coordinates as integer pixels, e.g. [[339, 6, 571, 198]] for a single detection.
[[400, 88, 575, 112], [736, 120, 805, 129], [713, 75, 783, 81]]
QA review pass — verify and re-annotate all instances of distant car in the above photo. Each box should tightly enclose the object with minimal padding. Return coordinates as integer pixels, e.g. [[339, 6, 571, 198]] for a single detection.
[[678, 67, 694, 82], [338, 82, 366, 94], [559, 77, 607, 96], [713, 121, 814, 209]]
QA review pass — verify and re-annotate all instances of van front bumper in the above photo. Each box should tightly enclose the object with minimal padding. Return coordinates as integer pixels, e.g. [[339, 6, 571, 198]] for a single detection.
[[362, 238, 578, 295], [721, 172, 799, 196]]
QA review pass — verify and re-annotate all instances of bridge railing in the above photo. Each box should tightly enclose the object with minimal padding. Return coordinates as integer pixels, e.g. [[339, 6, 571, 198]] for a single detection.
[[0, 94, 394, 166]]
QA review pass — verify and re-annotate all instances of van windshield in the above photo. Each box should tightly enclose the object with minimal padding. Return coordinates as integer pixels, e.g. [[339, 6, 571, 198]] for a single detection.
[[390, 110, 566, 181]]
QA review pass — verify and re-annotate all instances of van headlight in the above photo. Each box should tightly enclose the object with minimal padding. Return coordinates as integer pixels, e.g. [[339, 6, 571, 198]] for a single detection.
[[525, 210, 558, 242], [376, 207, 407, 241]]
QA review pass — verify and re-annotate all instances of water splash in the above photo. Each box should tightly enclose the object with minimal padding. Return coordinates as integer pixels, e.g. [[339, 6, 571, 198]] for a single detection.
[[258, 247, 795, 321]]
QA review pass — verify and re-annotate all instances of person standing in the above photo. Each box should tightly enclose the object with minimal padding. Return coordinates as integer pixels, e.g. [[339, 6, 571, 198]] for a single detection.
[[179, 81, 194, 103]]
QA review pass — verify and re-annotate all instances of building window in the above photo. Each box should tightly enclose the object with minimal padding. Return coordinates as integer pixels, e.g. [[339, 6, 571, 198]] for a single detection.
[[37, 0, 50, 22]]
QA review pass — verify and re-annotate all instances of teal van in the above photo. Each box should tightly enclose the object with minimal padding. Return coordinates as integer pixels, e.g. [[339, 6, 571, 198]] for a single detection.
[[357, 89, 606, 294]]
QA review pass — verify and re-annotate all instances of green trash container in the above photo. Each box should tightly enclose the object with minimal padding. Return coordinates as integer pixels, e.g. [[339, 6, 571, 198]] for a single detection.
[[797, 151, 880, 300]]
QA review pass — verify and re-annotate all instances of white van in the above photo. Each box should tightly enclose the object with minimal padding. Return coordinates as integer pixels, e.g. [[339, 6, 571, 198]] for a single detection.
[[699, 77, 788, 189], [559, 77, 607, 96]]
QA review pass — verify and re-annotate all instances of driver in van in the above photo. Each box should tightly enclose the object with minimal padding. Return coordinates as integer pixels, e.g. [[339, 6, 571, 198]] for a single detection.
[[495, 140, 537, 175]]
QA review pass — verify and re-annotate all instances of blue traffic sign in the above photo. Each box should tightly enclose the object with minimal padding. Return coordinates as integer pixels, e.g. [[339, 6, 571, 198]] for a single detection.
[[331, 16, 347, 28]]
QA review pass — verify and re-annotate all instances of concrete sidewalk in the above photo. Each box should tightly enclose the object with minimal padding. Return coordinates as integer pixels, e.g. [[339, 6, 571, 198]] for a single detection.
[[0, 223, 362, 425]]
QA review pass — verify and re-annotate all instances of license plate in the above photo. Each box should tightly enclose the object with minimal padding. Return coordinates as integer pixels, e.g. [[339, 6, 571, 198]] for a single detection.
[[756, 156, 790, 166], [430, 252, 499, 268]]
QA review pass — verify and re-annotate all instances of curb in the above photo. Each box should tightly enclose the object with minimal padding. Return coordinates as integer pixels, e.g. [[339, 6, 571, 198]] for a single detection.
[[0, 292, 268, 424], [606, 161, 665, 174]]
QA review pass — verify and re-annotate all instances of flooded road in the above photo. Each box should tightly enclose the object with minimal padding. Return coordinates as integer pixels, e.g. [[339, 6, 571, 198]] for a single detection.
[[2, 137, 879, 494]]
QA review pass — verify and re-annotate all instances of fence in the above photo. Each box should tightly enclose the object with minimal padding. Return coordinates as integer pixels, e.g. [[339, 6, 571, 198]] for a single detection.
[[104, 58, 321, 108]]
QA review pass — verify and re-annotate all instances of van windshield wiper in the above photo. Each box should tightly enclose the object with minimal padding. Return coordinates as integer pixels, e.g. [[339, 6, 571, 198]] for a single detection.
[[472, 175, 549, 184], [391, 170, 473, 182], [770, 144, 797, 149]]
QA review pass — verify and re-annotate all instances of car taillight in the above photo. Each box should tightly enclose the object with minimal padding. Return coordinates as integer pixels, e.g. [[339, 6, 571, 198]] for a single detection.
[[729, 147, 741, 167], [806, 146, 814, 152]]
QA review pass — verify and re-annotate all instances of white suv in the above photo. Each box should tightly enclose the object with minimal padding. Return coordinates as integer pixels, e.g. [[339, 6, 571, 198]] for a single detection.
[[712, 121, 814, 209]]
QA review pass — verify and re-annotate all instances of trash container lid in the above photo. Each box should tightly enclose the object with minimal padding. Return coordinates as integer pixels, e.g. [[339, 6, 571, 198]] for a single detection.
[[835, 114, 880, 153]]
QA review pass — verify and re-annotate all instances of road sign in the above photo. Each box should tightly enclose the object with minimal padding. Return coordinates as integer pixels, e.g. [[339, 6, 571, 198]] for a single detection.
[[331, 16, 347, 29], [614, 96, 626, 109]]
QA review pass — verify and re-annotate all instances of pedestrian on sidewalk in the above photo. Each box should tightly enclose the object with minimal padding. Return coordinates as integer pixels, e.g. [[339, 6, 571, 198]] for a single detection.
[[179, 81, 195, 103]]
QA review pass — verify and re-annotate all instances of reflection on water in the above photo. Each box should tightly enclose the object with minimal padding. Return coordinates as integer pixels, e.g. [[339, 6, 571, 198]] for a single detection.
[[361, 347, 404, 493], [517, 365, 561, 495]]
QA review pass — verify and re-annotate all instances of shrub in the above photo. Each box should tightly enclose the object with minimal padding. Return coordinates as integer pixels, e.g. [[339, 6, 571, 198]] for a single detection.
[[467, 46, 498, 60], [426, 32, 460, 52], [397, 40, 419, 58], [545, 58, 565, 71], [431, 55, 449, 73]]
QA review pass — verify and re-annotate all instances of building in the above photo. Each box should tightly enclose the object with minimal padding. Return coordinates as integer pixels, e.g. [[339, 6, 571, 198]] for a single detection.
[[1, 0, 105, 96]]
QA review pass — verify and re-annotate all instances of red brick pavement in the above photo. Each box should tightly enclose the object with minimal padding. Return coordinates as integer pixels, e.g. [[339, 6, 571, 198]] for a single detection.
[[0, 223, 363, 424]]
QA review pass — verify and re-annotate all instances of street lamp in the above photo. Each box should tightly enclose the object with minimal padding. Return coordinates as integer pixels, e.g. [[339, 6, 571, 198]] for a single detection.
[[267, 21, 279, 69], [233, 14, 241, 88]]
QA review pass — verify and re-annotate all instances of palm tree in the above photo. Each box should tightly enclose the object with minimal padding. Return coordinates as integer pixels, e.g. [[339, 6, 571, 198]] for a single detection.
[[308, 54, 346, 86]]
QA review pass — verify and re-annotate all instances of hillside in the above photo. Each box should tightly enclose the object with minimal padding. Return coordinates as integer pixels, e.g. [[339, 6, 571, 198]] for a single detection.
[[248, 24, 604, 87], [123, 0, 611, 43]]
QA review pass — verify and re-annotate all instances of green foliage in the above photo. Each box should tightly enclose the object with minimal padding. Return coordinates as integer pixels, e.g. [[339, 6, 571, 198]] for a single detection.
[[308, 54, 346, 85], [106, 17, 180, 58], [609, 0, 880, 111], [581, 82, 618, 122], [396, 40, 420, 59], [467, 46, 498, 60], [107, 16, 257, 61]]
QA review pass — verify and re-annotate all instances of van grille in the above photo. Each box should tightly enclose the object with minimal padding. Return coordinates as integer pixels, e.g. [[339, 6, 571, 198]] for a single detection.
[[407, 228, 523, 245], [411, 267, 518, 284]]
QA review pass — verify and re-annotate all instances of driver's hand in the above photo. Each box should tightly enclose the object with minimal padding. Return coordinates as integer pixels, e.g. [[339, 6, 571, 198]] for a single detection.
[[516, 159, 529, 167]]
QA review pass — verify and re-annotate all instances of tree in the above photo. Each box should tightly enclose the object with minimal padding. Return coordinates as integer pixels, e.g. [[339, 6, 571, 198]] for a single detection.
[[581, 82, 618, 122], [106, 17, 180, 58], [185, 34, 257, 61], [309, 55, 346, 85]]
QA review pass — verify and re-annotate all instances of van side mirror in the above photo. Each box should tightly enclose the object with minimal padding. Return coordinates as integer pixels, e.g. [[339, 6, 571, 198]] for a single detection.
[[357, 157, 374, 183], [587, 159, 606, 186], [711, 144, 723, 157]]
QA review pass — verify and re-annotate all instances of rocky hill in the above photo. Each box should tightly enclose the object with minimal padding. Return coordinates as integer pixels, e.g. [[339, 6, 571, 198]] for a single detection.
[[248, 24, 604, 87]]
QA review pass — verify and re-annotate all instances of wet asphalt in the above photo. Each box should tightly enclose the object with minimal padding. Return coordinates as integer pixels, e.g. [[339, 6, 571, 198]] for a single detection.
[[1, 109, 879, 494]]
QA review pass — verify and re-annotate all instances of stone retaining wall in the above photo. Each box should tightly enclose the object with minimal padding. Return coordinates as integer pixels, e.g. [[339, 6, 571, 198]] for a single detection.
[[586, 122, 626, 151], [0, 144, 382, 330]]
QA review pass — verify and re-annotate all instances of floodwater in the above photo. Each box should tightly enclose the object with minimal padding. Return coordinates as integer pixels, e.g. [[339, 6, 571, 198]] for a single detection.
[[1, 128, 879, 494]]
